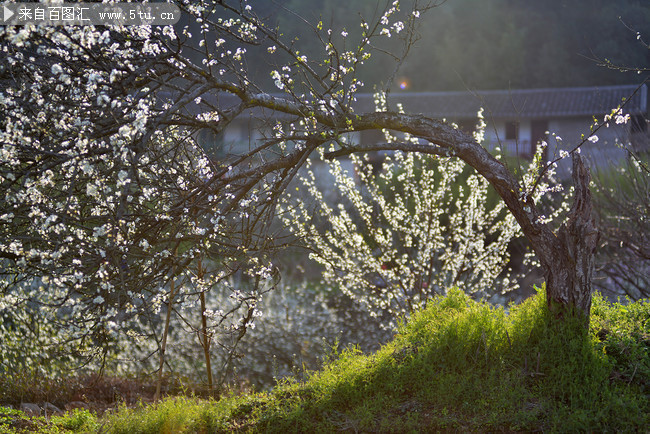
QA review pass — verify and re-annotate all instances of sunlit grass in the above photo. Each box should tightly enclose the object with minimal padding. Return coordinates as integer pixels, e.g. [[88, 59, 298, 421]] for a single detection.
[[3, 287, 648, 432], [99, 286, 649, 432]]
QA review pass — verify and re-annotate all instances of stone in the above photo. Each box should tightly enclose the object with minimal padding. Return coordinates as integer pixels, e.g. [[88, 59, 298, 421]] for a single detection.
[[42, 402, 62, 415], [19, 403, 41, 416], [64, 401, 89, 411]]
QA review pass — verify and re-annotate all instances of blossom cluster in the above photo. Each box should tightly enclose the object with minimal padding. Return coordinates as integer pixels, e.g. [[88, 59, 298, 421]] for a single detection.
[[281, 147, 524, 326]]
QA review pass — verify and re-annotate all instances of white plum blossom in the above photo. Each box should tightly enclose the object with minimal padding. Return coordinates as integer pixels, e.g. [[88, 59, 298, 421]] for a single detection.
[[51, 63, 63, 75], [616, 113, 630, 124], [280, 147, 524, 326], [270, 70, 284, 89], [162, 25, 176, 40]]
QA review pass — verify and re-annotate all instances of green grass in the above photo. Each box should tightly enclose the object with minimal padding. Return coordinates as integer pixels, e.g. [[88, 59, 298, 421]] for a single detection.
[[101, 286, 649, 432], [0, 407, 98, 433], [3, 286, 649, 432]]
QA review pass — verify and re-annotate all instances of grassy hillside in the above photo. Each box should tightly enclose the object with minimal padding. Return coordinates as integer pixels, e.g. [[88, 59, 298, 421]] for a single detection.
[[2, 287, 649, 433]]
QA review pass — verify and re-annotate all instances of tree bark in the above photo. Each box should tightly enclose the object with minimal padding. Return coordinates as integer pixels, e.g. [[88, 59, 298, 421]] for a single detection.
[[541, 154, 598, 321]]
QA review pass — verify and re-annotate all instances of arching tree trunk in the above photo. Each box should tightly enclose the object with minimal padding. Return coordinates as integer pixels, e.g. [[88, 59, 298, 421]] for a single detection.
[[321, 113, 599, 320], [190, 87, 600, 321]]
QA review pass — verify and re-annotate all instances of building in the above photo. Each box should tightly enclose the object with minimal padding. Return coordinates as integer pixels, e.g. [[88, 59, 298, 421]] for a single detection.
[[198, 84, 649, 177], [351, 84, 648, 176]]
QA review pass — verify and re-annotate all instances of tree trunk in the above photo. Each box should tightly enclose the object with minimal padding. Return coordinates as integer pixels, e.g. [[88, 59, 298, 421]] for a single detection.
[[196, 258, 215, 397], [155, 275, 176, 401], [539, 155, 598, 321]]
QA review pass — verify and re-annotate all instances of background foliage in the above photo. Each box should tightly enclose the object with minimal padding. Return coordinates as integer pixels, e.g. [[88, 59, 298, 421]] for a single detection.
[[249, 0, 650, 91]]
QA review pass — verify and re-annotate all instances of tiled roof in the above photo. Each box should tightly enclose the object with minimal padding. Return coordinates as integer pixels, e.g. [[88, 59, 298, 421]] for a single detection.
[[163, 84, 647, 121], [352, 84, 648, 119]]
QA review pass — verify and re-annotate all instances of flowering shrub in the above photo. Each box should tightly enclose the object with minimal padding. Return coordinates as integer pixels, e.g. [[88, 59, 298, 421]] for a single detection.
[[593, 145, 649, 299], [281, 149, 521, 325]]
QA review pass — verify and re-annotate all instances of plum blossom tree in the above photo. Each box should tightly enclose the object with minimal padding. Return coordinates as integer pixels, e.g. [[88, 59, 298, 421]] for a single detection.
[[0, 23, 277, 394], [0, 0, 627, 387]]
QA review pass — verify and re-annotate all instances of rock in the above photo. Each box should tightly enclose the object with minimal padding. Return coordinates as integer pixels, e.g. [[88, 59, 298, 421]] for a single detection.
[[64, 401, 89, 411], [19, 403, 41, 416], [42, 402, 62, 415]]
